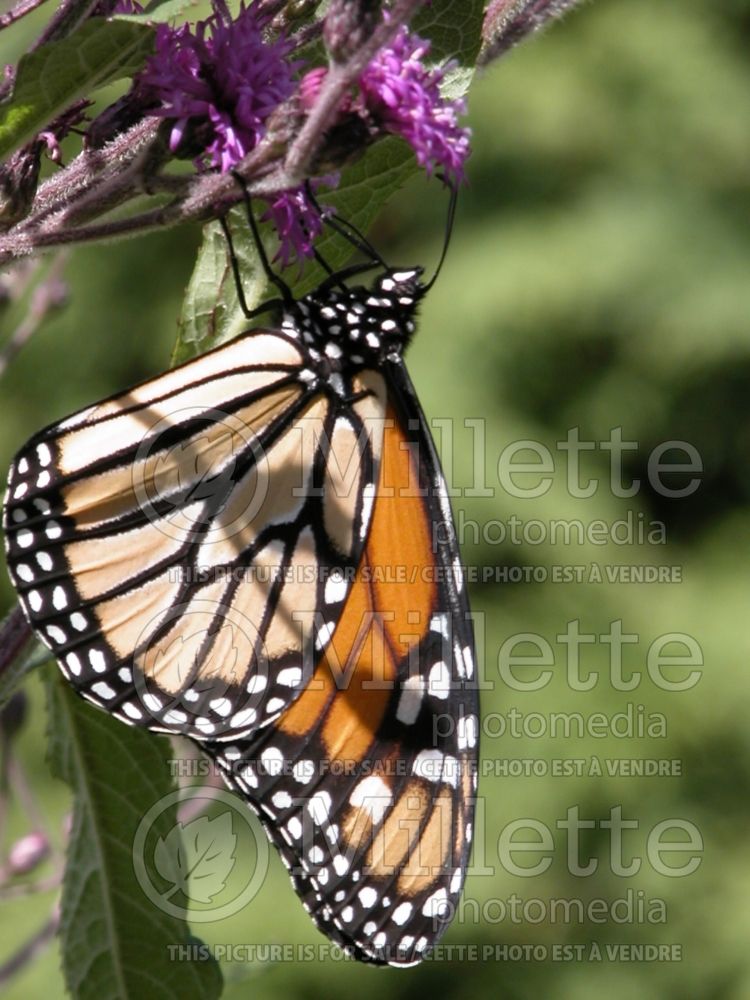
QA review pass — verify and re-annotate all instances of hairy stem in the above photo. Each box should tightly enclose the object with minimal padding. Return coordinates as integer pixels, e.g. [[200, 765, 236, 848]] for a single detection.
[[0, 905, 59, 988], [0, 0, 52, 32], [0, 253, 67, 377], [480, 0, 581, 65], [32, 0, 100, 49]]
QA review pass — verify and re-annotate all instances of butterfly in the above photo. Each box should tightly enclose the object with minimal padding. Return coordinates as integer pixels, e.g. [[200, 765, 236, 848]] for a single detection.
[[2, 200, 478, 966]]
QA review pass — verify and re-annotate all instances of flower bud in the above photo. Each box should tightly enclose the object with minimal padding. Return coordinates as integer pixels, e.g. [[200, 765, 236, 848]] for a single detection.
[[8, 831, 50, 876]]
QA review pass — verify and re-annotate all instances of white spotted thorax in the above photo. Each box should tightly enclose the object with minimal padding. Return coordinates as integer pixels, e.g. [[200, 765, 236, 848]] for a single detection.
[[281, 268, 424, 394]]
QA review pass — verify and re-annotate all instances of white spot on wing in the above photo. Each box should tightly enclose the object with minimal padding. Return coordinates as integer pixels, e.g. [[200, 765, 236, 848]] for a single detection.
[[463, 645, 474, 679], [293, 759, 315, 784], [458, 714, 478, 750], [91, 681, 116, 701], [450, 867, 463, 894], [392, 901, 413, 925], [239, 764, 258, 788], [422, 888, 450, 922], [261, 746, 284, 775], [70, 612, 87, 632], [358, 887, 378, 908], [333, 854, 349, 876], [324, 571, 347, 606], [412, 749, 444, 783], [308, 790, 332, 825], [360, 482, 376, 540], [452, 555, 464, 593], [396, 675, 424, 725], [428, 660, 451, 700], [246, 674, 267, 695], [88, 649, 106, 672], [277, 666, 302, 687], [231, 707, 257, 729], [17, 528, 33, 548], [349, 775, 391, 823]]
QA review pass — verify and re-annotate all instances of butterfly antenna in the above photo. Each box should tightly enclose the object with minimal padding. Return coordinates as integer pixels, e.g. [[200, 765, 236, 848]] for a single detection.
[[423, 182, 458, 293], [230, 169, 294, 307], [219, 215, 255, 319], [305, 181, 388, 270]]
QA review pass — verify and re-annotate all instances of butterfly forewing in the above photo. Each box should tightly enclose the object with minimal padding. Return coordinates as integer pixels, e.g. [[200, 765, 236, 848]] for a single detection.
[[204, 373, 478, 965], [3, 330, 385, 740]]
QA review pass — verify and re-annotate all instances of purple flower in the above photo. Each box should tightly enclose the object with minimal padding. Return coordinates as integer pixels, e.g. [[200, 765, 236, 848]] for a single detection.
[[139, 1, 296, 173], [261, 185, 327, 270], [359, 26, 471, 184], [137, 4, 471, 267]]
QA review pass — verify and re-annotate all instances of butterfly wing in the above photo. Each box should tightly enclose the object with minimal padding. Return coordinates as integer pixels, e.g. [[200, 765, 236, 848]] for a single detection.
[[204, 360, 478, 965], [3, 331, 386, 741]]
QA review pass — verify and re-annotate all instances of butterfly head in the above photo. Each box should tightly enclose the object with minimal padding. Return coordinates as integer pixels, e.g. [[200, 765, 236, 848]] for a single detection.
[[291, 265, 426, 378], [372, 266, 425, 301]]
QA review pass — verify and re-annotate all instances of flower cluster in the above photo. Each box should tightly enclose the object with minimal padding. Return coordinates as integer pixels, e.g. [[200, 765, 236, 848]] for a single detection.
[[359, 26, 470, 185], [260, 186, 326, 270], [140, 1, 296, 172], [138, 1, 471, 265]]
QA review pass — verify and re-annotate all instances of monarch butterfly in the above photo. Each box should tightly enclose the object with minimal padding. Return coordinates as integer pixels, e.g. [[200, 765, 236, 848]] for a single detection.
[[2, 194, 478, 966]]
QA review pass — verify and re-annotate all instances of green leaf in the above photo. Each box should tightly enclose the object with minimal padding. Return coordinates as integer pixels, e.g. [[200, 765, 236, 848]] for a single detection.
[[47, 673, 223, 1000], [0, 18, 155, 162], [413, 0, 485, 64], [117, 0, 197, 26]]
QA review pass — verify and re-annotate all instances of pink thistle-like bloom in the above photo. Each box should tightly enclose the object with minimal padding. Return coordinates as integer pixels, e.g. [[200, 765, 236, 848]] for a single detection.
[[359, 26, 470, 184], [140, 1, 296, 173]]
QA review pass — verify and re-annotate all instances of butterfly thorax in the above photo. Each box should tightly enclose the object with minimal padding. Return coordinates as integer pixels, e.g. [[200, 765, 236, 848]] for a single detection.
[[280, 267, 424, 395]]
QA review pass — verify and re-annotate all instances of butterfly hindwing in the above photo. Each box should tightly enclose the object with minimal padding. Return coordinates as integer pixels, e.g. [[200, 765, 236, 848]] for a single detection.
[[3, 331, 386, 740], [204, 363, 478, 965]]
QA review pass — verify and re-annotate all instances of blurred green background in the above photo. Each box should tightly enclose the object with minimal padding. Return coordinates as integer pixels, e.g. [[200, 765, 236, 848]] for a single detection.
[[2, 0, 750, 996]]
